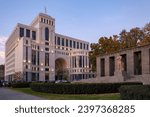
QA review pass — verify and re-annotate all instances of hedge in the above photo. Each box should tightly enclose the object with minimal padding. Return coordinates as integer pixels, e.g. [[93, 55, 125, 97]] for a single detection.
[[30, 82, 142, 94], [119, 85, 150, 100], [11, 82, 31, 88]]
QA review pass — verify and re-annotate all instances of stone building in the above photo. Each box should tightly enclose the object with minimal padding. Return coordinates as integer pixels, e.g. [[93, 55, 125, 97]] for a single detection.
[[74, 44, 150, 84], [5, 13, 93, 82], [96, 44, 150, 84]]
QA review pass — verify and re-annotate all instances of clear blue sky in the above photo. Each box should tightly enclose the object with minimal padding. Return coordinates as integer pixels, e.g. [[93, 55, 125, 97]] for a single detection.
[[1, 0, 150, 64], [1, 0, 150, 43]]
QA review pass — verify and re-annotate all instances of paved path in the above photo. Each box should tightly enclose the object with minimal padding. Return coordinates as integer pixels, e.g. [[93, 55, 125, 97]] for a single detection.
[[0, 88, 45, 100]]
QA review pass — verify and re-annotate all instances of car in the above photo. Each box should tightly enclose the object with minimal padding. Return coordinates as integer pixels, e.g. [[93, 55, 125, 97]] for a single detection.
[[55, 80, 69, 83], [2, 81, 11, 87]]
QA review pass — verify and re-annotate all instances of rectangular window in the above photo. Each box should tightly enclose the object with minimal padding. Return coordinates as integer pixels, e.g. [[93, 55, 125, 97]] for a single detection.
[[73, 41, 76, 48], [20, 28, 24, 37], [32, 31, 36, 40], [45, 42, 49, 45], [32, 50, 36, 65], [41, 18, 43, 22], [45, 73, 49, 81], [109, 56, 115, 76], [37, 51, 39, 65], [32, 73, 36, 81], [77, 42, 79, 49], [45, 48, 49, 51], [101, 58, 105, 76], [45, 68, 49, 71], [70, 40, 72, 47], [84, 44, 86, 50], [80, 43, 82, 49], [62, 38, 64, 46], [134, 51, 142, 75], [66, 39, 68, 47], [26, 29, 30, 38], [45, 53, 49, 66], [87, 44, 89, 50], [79, 56, 82, 68], [57, 37, 60, 45], [26, 47, 28, 61]]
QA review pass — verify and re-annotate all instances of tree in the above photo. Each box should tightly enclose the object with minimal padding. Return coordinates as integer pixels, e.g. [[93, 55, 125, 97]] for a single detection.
[[141, 23, 150, 45]]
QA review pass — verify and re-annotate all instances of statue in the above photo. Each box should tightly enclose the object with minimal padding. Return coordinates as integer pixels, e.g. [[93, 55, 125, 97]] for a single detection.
[[116, 55, 123, 71]]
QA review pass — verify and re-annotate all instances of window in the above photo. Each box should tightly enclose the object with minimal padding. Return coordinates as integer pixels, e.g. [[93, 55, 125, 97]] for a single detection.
[[32, 31, 36, 40], [45, 68, 49, 71], [45, 27, 49, 41], [37, 51, 39, 65], [57, 37, 60, 45], [70, 40, 72, 47], [20, 28, 24, 37], [73, 41, 76, 48], [62, 38, 64, 46], [80, 43, 82, 49], [84, 44, 86, 50], [77, 42, 79, 49], [26, 29, 30, 38], [32, 50, 36, 65], [26, 47, 28, 61], [52, 21, 54, 26], [45, 48, 49, 51], [66, 39, 68, 47], [26, 40, 28, 44], [45, 73, 49, 81], [79, 56, 82, 67], [32, 73, 36, 81], [41, 18, 43, 22], [45, 53, 49, 66], [45, 42, 49, 45], [87, 44, 89, 50], [49, 20, 51, 25]]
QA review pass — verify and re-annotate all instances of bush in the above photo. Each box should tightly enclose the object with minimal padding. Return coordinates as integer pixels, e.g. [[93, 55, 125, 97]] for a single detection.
[[119, 85, 150, 100], [30, 82, 142, 94], [11, 82, 31, 88]]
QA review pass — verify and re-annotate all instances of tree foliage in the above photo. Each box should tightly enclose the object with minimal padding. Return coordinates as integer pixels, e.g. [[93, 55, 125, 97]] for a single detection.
[[89, 22, 150, 71]]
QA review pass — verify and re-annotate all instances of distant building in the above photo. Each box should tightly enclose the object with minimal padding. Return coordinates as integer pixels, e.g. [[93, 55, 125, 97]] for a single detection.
[[5, 13, 93, 82], [0, 65, 4, 81]]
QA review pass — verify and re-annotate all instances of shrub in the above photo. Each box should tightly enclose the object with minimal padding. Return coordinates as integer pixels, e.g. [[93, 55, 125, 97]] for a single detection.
[[11, 82, 31, 88], [30, 82, 142, 94], [119, 85, 150, 100]]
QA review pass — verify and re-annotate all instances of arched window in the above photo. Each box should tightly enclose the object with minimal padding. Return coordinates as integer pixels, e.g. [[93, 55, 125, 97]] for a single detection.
[[45, 27, 49, 41]]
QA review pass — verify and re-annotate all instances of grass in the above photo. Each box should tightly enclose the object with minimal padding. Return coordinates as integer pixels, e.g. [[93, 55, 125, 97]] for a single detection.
[[11, 88, 120, 100]]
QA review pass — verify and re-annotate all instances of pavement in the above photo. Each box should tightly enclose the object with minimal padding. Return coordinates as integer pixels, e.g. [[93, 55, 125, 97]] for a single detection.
[[0, 88, 45, 100]]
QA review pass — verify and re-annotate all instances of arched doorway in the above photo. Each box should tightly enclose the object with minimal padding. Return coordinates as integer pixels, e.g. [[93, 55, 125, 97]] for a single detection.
[[55, 58, 68, 80]]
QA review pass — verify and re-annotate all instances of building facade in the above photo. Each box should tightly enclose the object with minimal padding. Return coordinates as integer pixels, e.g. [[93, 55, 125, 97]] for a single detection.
[[5, 13, 93, 82], [74, 44, 150, 84], [96, 44, 150, 84]]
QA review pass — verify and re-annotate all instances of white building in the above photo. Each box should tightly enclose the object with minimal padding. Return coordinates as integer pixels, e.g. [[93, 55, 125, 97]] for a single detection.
[[5, 13, 93, 82]]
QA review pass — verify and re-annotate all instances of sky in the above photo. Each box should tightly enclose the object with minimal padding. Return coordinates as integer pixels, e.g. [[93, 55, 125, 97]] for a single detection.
[[1, 0, 150, 64]]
